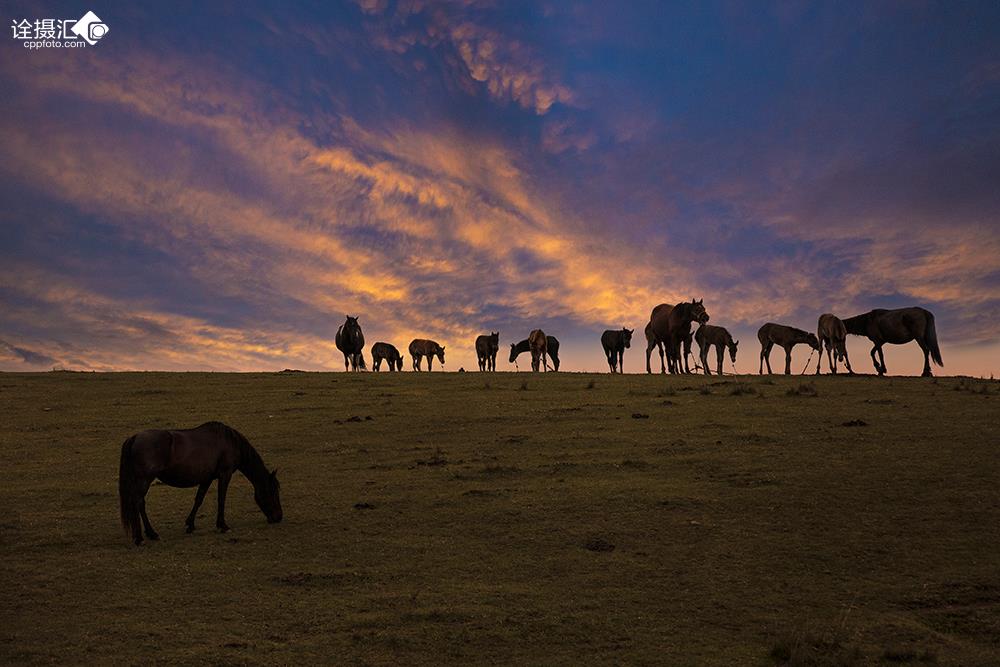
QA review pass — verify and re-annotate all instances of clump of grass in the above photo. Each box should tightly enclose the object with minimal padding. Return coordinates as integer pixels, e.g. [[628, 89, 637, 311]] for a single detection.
[[698, 385, 712, 395], [519, 380, 529, 391], [786, 383, 818, 397], [657, 388, 676, 397], [954, 379, 991, 395], [482, 381, 491, 390], [769, 632, 863, 665], [585, 379, 596, 390], [730, 383, 756, 396]]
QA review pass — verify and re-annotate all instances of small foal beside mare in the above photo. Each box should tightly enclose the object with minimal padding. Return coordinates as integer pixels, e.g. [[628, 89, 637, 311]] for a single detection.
[[695, 324, 738, 375], [371, 341, 404, 371], [815, 314, 853, 375], [757, 322, 820, 375]]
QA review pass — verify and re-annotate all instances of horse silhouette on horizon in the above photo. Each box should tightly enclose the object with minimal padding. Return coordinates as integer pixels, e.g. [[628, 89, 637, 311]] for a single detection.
[[335, 315, 365, 371], [843, 307, 942, 377]]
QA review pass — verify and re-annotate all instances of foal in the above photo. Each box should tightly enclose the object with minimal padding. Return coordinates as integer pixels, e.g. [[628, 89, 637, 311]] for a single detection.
[[528, 329, 549, 372], [601, 328, 634, 373], [757, 322, 820, 375], [815, 314, 853, 375], [695, 324, 738, 375]]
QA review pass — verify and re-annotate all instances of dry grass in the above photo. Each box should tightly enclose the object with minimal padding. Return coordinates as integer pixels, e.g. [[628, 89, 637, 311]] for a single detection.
[[0, 371, 997, 664]]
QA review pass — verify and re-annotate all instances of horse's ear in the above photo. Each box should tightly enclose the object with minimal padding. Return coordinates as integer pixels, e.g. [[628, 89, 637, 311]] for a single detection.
[[270, 468, 277, 477]]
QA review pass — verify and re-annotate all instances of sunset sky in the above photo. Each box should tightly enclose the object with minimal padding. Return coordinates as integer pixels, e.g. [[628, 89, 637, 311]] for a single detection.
[[2, 1, 998, 375]]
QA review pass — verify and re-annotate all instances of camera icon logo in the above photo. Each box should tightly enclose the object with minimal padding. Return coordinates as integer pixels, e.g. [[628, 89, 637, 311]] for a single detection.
[[71, 11, 108, 45]]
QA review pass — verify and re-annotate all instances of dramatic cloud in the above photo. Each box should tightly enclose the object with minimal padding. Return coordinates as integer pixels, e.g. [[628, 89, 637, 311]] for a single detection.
[[1, 2, 998, 375]]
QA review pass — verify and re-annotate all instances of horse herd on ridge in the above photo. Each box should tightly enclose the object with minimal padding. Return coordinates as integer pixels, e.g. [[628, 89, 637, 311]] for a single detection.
[[118, 301, 942, 546], [334, 302, 943, 378]]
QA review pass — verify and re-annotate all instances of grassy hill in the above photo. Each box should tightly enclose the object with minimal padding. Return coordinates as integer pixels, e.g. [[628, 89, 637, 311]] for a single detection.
[[1, 371, 998, 665]]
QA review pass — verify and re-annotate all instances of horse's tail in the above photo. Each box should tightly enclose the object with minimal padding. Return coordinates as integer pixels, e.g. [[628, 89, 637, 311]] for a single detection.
[[118, 435, 140, 539], [925, 310, 943, 367]]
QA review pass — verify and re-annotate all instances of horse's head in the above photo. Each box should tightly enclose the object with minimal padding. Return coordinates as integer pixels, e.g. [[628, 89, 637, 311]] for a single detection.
[[490, 331, 499, 345], [622, 328, 633, 348], [807, 333, 821, 351], [509, 343, 518, 363], [691, 299, 710, 324], [729, 339, 739, 363], [396, 353, 405, 370], [436, 345, 446, 364], [254, 469, 283, 524]]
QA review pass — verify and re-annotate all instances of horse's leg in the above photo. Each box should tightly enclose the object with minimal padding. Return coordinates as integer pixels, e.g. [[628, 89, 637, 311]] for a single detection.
[[843, 347, 854, 375], [919, 341, 932, 377], [716, 347, 724, 375], [657, 343, 666, 374], [185, 481, 212, 533], [783, 345, 792, 375], [216, 471, 232, 532], [815, 339, 823, 375], [619, 349, 624, 374], [139, 497, 159, 541]]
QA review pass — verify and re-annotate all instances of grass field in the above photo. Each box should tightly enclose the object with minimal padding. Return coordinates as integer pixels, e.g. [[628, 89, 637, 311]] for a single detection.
[[1, 371, 998, 665]]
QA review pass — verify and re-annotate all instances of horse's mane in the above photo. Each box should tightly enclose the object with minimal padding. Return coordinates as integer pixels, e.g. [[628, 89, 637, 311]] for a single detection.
[[513, 339, 531, 353], [205, 422, 267, 484]]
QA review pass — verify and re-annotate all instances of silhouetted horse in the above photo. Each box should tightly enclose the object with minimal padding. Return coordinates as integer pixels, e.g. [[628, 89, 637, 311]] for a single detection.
[[528, 329, 548, 371], [509, 335, 560, 371], [645, 322, 666, 374], [601, 328, 633, 373], [758, 323, 819, 375], [335, 315, 365, 371], [371, 342, 404, 372], [409, 339, 445, 371], [649, 300, 710, 374], [476, 332, 500, 372], [695, 324, 738, 375], [118, 421, 282, 546], [843, 307, 942, 377], [815, 314, 853, 375]]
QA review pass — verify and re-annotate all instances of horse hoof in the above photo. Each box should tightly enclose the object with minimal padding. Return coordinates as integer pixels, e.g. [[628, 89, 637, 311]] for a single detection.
[[134, 538, 143, 546], [218, 525, 230, 533], [185, 524, 195, 534], [146, 532, 160, 540]]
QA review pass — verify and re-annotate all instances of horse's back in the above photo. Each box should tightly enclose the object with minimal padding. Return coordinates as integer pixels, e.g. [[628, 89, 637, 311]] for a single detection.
[[600, 330, 618, 350]]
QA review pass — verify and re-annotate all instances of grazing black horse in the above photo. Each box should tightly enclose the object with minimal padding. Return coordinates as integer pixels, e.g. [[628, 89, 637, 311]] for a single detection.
[[843, 307, 942, 377], [509, 335, 561, 371], [335, 315, 365, 371], [475, 332, 500, 371], [758, 323, 820, 375], [118, 421, 282, 546], [601, 328, 633, 373], [694, 324, 738, 375], [371, 341, 404, 371]]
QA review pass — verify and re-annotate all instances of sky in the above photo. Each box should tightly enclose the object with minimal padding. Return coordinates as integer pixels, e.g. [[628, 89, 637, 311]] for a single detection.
[[1, 1, 998, 376]]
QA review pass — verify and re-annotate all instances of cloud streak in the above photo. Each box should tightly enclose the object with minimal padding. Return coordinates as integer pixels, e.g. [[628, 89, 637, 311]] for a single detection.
[[1, 2, 998, 376]]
